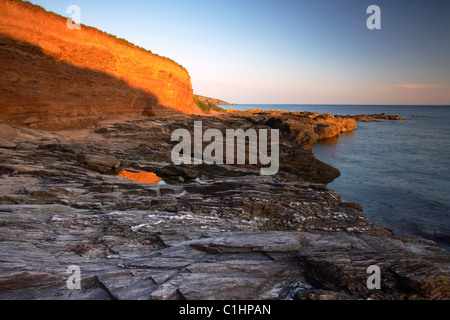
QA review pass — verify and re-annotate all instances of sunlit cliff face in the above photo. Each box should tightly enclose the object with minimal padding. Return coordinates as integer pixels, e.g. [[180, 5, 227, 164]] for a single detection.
[[0, 0, 197, 129], [118, 168, 164, 184]]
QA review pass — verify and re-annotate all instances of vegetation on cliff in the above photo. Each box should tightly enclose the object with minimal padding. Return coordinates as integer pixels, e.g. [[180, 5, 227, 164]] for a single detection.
[[194, 96, 226, 113]]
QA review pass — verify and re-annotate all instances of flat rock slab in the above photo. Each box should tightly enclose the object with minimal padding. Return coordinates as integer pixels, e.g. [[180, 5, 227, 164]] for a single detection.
[[0, 124, 18, 140], [188, 231, 305, 254], [77, 153, 121, 173], [0, 137, 16, 149]]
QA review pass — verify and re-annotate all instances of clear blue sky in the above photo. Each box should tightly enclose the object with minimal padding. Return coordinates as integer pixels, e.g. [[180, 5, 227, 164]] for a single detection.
[[29, 0, 450, 104]]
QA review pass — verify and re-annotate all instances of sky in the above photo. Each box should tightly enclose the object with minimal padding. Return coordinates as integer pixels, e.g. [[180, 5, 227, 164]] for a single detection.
[[29, 0, 450, 105]]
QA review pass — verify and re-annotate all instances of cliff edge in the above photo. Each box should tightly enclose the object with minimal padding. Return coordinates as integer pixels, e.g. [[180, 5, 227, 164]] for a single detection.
[[0, 0, 197, 129]]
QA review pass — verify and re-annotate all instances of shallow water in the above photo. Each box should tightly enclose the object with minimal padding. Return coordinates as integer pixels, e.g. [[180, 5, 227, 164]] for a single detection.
[[225, 104, 450, 250]]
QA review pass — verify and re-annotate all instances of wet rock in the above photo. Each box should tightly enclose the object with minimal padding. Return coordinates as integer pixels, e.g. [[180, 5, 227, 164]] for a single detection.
[[350, 114, 407, 122], [379, 115, 407, 120]]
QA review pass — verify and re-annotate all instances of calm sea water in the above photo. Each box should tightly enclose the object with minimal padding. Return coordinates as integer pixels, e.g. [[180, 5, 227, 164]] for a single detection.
[[224, 104, 450, 251]]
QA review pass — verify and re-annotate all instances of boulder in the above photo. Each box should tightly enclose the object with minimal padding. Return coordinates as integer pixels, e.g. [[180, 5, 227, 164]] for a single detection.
[[0, 137, 16, 149], [77, 153, 121, 173], [0, 124, 17, 140]]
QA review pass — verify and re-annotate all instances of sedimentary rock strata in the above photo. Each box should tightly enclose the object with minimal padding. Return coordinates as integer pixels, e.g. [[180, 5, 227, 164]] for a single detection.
[[0, 0, 197, 129], [0, 113, 448, 300]]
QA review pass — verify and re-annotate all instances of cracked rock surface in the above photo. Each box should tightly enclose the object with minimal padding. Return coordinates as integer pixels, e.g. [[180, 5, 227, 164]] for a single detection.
[[0, 113, 449, 300]]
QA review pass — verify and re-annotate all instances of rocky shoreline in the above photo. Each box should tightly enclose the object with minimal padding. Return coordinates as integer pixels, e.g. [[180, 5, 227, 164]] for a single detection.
[[0, 111, 449, 300]]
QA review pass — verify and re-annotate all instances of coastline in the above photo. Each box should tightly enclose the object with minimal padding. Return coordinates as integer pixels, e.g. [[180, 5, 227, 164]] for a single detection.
[[1, 110, 449, 300], [1, 0, 448, 302]]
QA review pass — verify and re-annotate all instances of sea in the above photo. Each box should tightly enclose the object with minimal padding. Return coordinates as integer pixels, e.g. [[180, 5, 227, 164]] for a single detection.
[[222, 104, 450, 251]]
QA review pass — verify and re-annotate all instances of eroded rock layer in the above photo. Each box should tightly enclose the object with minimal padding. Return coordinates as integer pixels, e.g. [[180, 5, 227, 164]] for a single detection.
[[0, 0, 196, 129], [0, 113, 448, 300]]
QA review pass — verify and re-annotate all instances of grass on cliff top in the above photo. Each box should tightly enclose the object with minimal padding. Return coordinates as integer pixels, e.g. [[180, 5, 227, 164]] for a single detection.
[[103, 32, 180, 65], [11, 0, 184, 70], [194, 97, 226, 113]]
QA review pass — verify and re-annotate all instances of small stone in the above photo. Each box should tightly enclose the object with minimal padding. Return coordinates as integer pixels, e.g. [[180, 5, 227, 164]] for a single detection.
[[0, 137, 16, 149], [0, 124, 17, 140]]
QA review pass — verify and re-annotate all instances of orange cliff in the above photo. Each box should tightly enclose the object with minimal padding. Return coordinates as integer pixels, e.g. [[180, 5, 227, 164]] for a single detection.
[[0, 0, 198, 129]]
